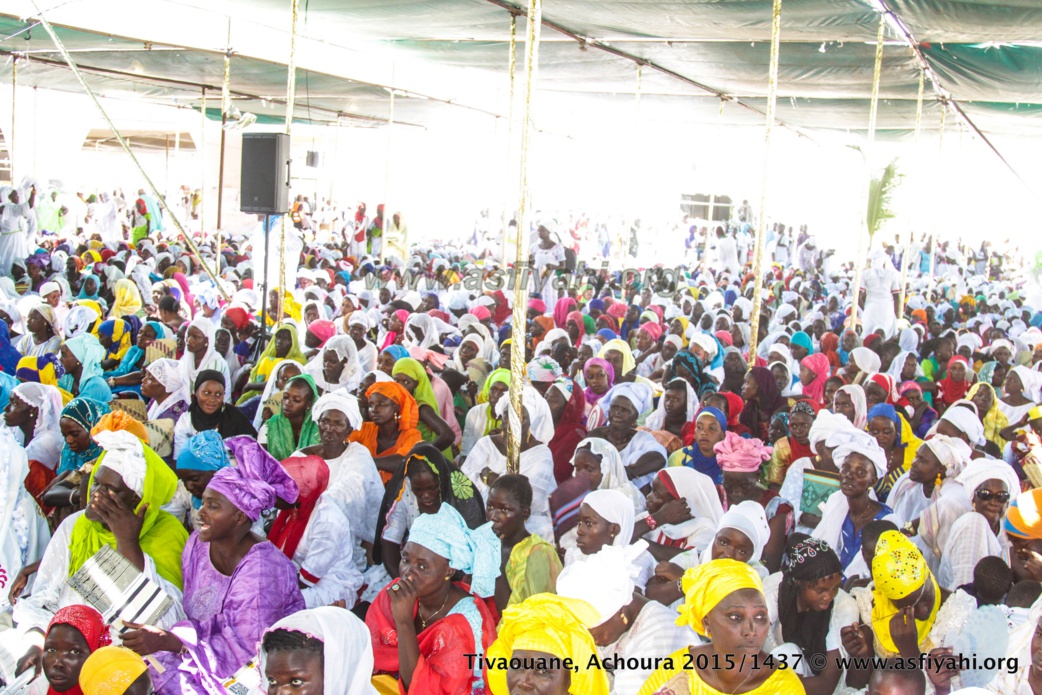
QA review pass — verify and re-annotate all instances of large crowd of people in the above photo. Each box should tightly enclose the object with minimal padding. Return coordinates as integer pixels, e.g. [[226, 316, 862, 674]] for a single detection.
[[0, 177, 1036, 695]]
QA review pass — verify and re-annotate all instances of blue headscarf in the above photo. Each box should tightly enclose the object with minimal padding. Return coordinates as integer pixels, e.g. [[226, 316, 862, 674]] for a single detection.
[[596, 328, 618, 343], [176, 430, 230, 508], [406, 504, 501, 598], [0, 321, 21, 376], [104, 321, 167, 379], [77, 273, 101, 301], [677, 406, 728, 484], [866, 403, 903, 448], [381, 345, 409, 362], [57, 397, 111, 475]]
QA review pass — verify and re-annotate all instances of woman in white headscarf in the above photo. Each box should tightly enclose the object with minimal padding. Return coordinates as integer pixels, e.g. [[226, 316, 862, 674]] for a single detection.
[[291, 392, 384, 575], [403, 312, 457, 351], [344, 311, 377, 374], [562, 489, 656, 588], [252, 360, 305, 430], [812, 430, 895, 579], [62, 304, 100, 340], [636, 466, 723, 557], [461, 387, 557, 542], [6, 382, 64, 473], [1000, 365, 1041, 424], [569, 437, 645, 513], [834, 383, 868, 429], [305, 335, 361, 396], [259, 606, 377, 695], [937, 458, 1020, 591], [555, 542, 698, 695], [587, 382, 667, 492], [886, 434, 971, 530], [0, 426, 50, 612], [779, 410, 857, 535], [143, 358, 190, 422], [178, 317, 231, 401]]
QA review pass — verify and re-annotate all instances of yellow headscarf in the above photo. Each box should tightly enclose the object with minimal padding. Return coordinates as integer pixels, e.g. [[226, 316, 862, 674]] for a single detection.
[[966, 382, 1009, 449], [486, 594, 609, 695], [870, 530, 942, 656], [598, 339, 636, 377], [78, 646, 148, 695], [68, 439, 188, 589], [109, 279, 143, 318], [673, 316, 691, 347], [264, 286, 302, 326], [676, 559, 763, 637]]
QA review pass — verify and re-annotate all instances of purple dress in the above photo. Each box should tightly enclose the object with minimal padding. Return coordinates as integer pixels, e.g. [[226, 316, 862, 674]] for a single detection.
[[153, 532, 305, 694]]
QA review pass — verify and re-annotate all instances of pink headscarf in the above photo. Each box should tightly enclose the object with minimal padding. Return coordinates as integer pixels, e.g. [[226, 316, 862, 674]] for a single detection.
[[715, 330, 733, 347], [470, 305, 491, 322], [408, 345, 449, 370], [800, 352, 831, 406], [553, 297, 577, 328], [714, 431, 773, 473], [528, 298, 547, 314], [606, 302, 627, 320], [640, 322, 663, 342], [307, 319, 337, 347]]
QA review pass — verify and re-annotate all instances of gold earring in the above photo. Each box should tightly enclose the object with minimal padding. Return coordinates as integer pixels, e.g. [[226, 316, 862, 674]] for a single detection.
[[935, 473, 943, 487]]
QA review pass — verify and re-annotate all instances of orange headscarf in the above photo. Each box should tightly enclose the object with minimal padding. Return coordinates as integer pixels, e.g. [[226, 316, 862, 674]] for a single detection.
[[348, 382, 423, 482], [531, 315, 555, 349], [91, 410, 149, 444]]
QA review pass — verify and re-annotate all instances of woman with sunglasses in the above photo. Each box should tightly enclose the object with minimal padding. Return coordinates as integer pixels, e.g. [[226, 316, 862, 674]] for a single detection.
[[937, 459, 1020, 592]]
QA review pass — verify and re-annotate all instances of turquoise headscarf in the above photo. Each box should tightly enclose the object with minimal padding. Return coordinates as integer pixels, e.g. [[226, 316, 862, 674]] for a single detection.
[[77, 273, 102, 301], [57, 397, 111, 475]]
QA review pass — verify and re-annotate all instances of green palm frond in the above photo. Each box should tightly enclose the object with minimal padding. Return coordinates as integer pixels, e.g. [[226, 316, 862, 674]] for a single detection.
[[866, 159, 902, 240]]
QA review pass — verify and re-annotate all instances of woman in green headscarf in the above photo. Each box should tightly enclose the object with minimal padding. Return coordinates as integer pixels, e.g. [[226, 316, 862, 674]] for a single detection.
[[391, 357, 457, 457], [260, 373, 320, 460], [460, 368, 511, 459], [238, 321, 308, 403]]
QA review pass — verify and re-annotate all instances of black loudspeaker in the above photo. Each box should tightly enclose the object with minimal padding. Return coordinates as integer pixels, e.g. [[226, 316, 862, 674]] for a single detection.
[[240, 133, 290, 214], [306, 150, 320, 168]]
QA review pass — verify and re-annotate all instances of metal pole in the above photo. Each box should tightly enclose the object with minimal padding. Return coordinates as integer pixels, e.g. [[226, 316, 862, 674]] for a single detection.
[[898, 69, 924, 313], [930, 105, 946, 279], [745, 0, 782, 367], [10, 58, 15, 184], [849, 13, 886, 329], [506, 0, 541, 474], [200, 86, 206, 235], [217, 17, 231, 249], [503, 12, 517, 265], [380, 81, 394, 266], [277, 0, 299, 323]]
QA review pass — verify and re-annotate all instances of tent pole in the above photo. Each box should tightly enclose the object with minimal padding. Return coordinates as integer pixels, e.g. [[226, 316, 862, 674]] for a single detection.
[[381, 78, 393, 267], [277, 0, 299, 323], [503, 12, 517, 265], [200, 86, 206, 234], [507, 0, 541, 475], [745, 0, 782, 368], [931, 106, 946, 279], [10, 58, 15, 184], [850, 13, 886, 330], [217, 17, 231, 251], [703, 97, 724, 277], [28, 2, 228, 298], [898, 69, 924, 314]]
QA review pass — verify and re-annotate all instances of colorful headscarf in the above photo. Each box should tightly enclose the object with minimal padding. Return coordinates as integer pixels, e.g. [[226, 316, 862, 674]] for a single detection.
[[47, 605, 112, 695], [1005, 488, 1042, 540], [16, 353, 64, 385], [800, 352, 831, 406], [109, 279, 143, 318], [78, 646, 147, 695], [870, 530, 941, 655], [527, 356, 563, 384], [57, 397, 111, 475], [598, 339, 636, 376], [406, 504, 501, 598], [211, 435, 301, 521], [97, 319, 132, 363], [263, 374, 321, 460], [366, 381, 420, 430], [714, 431, 773, 474], [582, 358, 615, 406], [676, 559, 764, 636], [268, 455, 330, 560]]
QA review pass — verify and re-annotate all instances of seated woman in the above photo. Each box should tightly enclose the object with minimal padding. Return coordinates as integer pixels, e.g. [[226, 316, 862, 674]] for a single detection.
[[306, 334, 362, 396], [26, 605, 111, 695], [637, 559, 805, 694], [0, 426, 50, 613], [260, 374, 321, 460], [178, 318, 231, 402], [105, 321, 167, 396], [779, 411, 855, 535], [866, 403, 923, 502], [545, 376, 589, 484], [269, 455, 364, 609], [812, 430, 894, 579], [999, 365, 1039, 425], [348, 381, 423, 482], [486, 593, 609, 695], [767, 401, 816, 489], [174, 429, 230, 517], [556, 543, 697, 695], [293, 392, 384, 573], [54, 398, 110, 487], [13, 430, 187, 677], [968, 380, 1009, 454], [140, 358, 189, 422], [900, 381, 937, 440], [566, 488, 656, 589], [634, 467, 723, 561], [249, 360, 303, 430], [487, 474, 562, 612], [97, 319, 133, 373], [740, 367, 786, 442], [669, 405, 728, 485], [587, 382, 666, 493], [78, 647, 152, 695], [377, 443, 485, 579], [58, 335, 112, 404], [762, 537, 856, 695], [5, 382, 64, 496], [172, 370, 256, 458], [937, 459, 1019, 591], [833, 384, 867, 429], [459, 367, 510, 460], [461, 386, 558, 541], [260, 606, 376, 695], [366, 504, 500, 694], [391, 357, 457, 455], [239, 321, 307, 403], [582, 357, 614, 420], [17, 304, 61, 358], [122, 435, 304, 693], [716, 432, 790, 572]]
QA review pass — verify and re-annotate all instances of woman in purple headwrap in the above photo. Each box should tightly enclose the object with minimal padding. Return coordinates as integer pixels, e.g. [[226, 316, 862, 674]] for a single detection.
[[122, 435, 304, 694]]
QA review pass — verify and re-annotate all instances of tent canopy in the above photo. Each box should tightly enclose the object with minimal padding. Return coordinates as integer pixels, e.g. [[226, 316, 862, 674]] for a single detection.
[[0, 0, 1039, 140]]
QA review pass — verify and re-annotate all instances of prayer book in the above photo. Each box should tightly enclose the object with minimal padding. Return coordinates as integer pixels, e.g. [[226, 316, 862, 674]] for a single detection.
[[800, 468, 841, 516], [66, 545, 173, 629]]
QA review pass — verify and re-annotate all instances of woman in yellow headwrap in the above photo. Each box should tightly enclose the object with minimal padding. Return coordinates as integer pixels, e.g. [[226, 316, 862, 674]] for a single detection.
[[78, 645, 151, 695], [486, 593, 609, 695], [967, 381, 1009, 451], [868, 530, 942, 657], [263, 286, 302, 326], [670, 316, 691, 348], [109, 278, 144, 319], [637, 559, 804, 694], [238, 321, 308, 403]]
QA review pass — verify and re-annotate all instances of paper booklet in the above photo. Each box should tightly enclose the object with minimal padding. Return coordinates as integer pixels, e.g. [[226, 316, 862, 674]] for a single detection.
[[66, 545, 173, 629], [800, 468, 841, 516]]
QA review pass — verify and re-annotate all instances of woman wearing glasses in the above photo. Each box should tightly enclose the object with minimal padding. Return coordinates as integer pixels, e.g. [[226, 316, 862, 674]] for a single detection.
[[937, 459, 1021, 592]]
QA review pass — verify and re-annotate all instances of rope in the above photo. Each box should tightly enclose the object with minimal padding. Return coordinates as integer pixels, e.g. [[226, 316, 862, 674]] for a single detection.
[[746, 0, 782, 368], [635, 62, 642, 128], [217, 19, 231, 260], [277, 0, 299, 324], [898, 68, 924, 312], [28, 1, 229, 299], [506, 0, 541, 474], [849, 13, 886, 330]]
